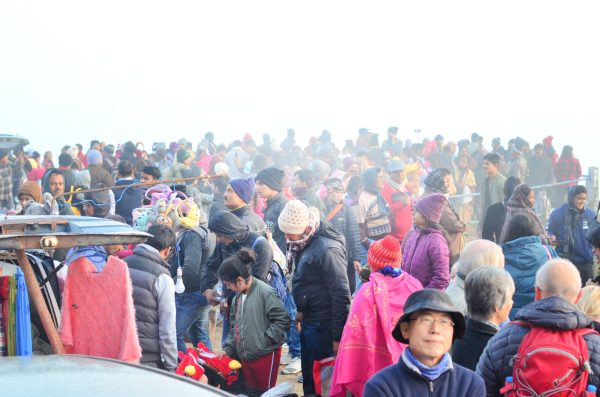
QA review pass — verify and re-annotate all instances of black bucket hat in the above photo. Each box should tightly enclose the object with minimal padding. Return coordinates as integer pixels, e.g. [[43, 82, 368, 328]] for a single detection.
[[392, 289, 465, 344]]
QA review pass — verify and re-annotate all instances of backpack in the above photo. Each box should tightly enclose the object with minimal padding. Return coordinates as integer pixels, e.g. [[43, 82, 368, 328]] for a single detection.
[[252, 236, 288, 302], [501, 322, 598, 397]]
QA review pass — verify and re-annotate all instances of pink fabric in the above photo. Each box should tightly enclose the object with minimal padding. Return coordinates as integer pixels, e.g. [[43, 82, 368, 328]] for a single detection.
[[59, 256, 141, 363], [330, 271, 423, 397]]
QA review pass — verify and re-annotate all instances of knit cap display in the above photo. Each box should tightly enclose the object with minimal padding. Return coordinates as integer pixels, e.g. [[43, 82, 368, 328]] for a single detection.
[[414, 193, 446, 224], [229, 177, 255, 204], [278, 200, 310, 235], [368, 235, 402, 271], [255, 167, 285, 192]]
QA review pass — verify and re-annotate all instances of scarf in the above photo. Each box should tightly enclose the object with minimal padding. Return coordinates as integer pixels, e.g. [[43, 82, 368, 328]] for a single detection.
[[404, 347, 452, 381], [379, 266, 403, 278], [285, 211, 320, 274], [362, 167, 389, 215], [424, 169, 448, 194], [499, 184, 548, 244], [385, 175, 407, 192]]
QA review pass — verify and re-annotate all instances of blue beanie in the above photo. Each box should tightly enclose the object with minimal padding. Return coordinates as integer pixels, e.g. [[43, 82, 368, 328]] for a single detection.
[[229, 177, 255, 204], [87, 149, 102, 166]]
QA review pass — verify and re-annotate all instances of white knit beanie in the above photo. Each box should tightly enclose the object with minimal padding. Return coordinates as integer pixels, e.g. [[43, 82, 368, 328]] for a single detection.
[[278, 200, 310, 235]]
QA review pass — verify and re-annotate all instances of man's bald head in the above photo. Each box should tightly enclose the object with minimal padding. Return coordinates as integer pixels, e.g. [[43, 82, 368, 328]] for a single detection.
[[535, 259, 582, 303]]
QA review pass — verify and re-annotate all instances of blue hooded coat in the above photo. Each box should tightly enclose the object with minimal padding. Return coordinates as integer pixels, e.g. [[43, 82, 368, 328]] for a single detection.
[[547, 186, 595, 266], [502, 236, 556, 318]]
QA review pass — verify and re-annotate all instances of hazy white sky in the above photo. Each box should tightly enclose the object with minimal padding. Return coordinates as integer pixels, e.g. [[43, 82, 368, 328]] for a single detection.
[[1, 1, 598, 168]]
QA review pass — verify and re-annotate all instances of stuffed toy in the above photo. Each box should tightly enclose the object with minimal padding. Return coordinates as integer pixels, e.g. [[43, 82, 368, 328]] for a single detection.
[[176, 347, 207, 382], [196, 342, 241, 387], [176, 343, 241, 389]]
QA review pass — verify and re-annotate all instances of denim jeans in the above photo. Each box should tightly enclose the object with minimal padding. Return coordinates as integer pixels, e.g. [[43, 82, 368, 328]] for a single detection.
[[300, 320, 333, 396], [175, 290, 211, 353], [284, 293, 301, 358]]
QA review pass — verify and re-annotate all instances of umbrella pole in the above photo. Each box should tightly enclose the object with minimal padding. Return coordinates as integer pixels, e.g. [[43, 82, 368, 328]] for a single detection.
[[16, 249, 65, 354]]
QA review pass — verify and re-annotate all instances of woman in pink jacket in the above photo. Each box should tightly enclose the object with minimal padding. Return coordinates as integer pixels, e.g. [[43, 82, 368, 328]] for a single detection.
[[401, 193, 451, 290], [330, 235, 423, 397]]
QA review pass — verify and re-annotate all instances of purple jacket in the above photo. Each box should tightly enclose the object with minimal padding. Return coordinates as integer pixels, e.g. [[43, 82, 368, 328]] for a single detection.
[[401, 227, 450, 290]]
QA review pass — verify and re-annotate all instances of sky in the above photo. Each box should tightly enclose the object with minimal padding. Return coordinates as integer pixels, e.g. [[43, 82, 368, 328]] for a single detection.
[[1, 1, 599, 169]]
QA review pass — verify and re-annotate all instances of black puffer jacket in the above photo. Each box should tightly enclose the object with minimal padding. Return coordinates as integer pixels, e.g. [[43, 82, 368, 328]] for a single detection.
[[476, 297, 600, 397], [291, 222, 351, 341], [201, 210, 273, 292], [324, 198, 359, 263], [263, 193, 288, 253], [168, 226, 215, 293], [231, 205, 267, 236]]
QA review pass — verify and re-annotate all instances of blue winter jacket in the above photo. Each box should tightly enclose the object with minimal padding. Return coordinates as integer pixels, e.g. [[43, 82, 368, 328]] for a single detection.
[[112, 179, 144, 225], [364, 349, 485, 397], [547, 186, 595, 266], [476, 297, 600, 397], [503, 236, 556, 319]]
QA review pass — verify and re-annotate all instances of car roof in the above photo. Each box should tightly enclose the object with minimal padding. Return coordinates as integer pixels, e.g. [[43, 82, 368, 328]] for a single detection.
[[0, 355, 233, 397], [0, 215, 150, 250]]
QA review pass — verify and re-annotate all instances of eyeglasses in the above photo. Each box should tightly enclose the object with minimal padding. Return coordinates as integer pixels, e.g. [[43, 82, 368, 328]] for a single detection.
[[410, 315, 455, 330]]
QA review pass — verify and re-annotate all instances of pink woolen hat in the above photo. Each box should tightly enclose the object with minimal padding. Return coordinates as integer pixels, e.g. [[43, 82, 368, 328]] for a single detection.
[[414, 193, 447, 224]]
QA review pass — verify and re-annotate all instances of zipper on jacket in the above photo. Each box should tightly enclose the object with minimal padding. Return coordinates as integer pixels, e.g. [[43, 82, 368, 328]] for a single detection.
[[429, 381, 434, 395]]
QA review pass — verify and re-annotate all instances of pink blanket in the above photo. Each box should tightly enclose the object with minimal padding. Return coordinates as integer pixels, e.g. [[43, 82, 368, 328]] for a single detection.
[[59, 255, 141, 363], [330, 271, 423, 397]]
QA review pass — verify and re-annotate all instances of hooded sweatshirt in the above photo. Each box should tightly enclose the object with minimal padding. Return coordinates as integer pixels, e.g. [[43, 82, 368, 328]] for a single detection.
[[200, 210, 273, 293], [41, 169, 74, 215], [547, 185, 595, 265]]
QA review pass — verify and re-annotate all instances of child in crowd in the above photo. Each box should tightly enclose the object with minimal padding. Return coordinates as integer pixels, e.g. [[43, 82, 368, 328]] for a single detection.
[[219, 248, 289, 392]]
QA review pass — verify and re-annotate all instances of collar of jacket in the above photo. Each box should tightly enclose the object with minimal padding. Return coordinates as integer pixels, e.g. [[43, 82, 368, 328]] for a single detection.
[[401, 348, 453, 381], [466, 318, 500, 334], [133, 244, 170, 270]]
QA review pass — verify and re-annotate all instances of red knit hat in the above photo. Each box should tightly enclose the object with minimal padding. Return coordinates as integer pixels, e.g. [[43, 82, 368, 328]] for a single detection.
[[368, 235, 402, 272]]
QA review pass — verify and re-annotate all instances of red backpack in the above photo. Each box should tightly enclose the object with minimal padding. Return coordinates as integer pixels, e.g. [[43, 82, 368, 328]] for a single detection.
[[501, 322, 598, 396]]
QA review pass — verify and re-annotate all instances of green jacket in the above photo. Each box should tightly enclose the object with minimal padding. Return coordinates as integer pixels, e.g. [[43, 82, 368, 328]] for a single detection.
[[481, 173, 506, 215], [223, 278, 289, 362]]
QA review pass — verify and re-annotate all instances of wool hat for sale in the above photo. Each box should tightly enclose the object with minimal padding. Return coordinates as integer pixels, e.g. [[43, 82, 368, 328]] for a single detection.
[[86, 149, 102, 166], [368, 235, 402, 272], [278, 200, 310, 235], [392, 289, 465, 344], [255, 167, 285, 192], [414, 193, 446, 224], [229, 177, 255, 204]]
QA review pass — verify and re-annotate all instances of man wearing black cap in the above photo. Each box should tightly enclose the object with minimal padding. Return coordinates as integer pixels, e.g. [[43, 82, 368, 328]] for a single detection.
[[255, 167, 288, 253], [364, 289, 485, 396]]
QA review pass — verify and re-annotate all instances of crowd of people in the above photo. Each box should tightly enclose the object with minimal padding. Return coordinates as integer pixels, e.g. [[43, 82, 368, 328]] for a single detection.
[[0, 127, 599, 396]]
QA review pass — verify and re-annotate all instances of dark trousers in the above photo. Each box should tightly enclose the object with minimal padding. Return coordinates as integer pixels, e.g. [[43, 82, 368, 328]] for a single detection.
[[300, 320, 333, 396]]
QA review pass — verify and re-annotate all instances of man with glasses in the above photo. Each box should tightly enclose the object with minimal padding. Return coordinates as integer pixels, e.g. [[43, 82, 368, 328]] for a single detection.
[[364, 289, 485, 396]]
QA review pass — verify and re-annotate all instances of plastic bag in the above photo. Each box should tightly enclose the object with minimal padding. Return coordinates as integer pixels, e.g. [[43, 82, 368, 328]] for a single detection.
[[313, 357, 336, 397]]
